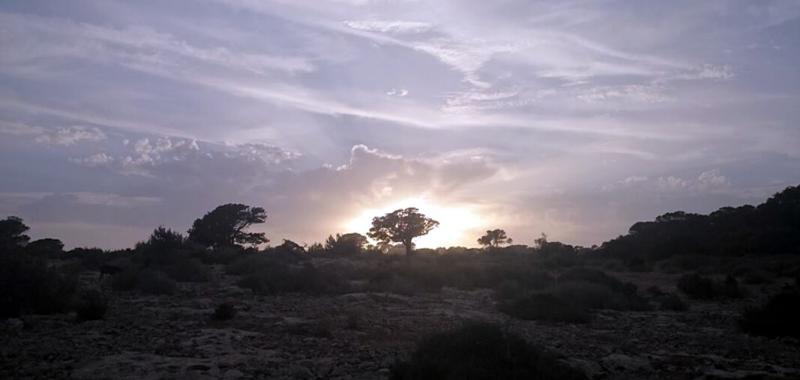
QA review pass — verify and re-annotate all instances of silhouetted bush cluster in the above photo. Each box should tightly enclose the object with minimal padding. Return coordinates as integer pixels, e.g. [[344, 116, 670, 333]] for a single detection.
[[111, 268, 177, 295], [498, 293, 591, 323], [212, 302, 237, 321], [391, 323, 587, 380], [0, 253, 77, 318], [229, 254, 348, 295], [677, 273, 743, 300], [496, 268, 648, 323], [739, 291, 800, 339], [74, 289, 109, 321], [601, 186, 800, 262]]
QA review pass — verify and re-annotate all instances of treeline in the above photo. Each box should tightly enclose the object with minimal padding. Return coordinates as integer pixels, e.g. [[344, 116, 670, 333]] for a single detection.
[[599, 185, 800, 262]]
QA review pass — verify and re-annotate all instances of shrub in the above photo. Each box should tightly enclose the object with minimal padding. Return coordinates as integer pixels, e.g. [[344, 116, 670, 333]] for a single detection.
[[238, 263, 347, 295], [558, 268, 637, 296], [655, 293, 689, 311], [75, 289, 109, 321], [164, 259, 211, 282], [677, 273, 715, 299], [739, 291, 800, 339], [677, 273, 743, 300], [554, 281, 641, 311], [212, 302, 237, 321], [110, 267, 139, 291], [498, 293, 590, 323], [391, 323, 587, 380], [1, 254, 77, 318], [136, 270, 177, 295]]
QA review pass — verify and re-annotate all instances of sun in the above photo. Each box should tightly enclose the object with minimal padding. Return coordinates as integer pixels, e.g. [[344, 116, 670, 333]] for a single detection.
[[344, 196, 483, 248]]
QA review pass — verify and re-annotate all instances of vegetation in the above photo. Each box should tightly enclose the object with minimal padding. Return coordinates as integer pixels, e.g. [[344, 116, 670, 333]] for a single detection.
[[477, 229, 512, 249], [74, 289, 109, 321], [600, 185, 800, 263], [0, 253, 77, 318], [368, 207, 439, 256], [677, 273, 742, 300], [212, 302, 237, 321], [391, 323, 587, 380], [739, 291, 800, 339], [324, 232, 369, 255], [188, 203, 268, 249]]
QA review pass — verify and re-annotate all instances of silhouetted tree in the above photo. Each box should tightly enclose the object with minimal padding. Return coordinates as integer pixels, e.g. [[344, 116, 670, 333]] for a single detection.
[[478, 229, 512, 249], [188, 204, 268, 249], [325, 232, 369, 255], [25, 238, 64, 257], [368, 207, 438, 256], [0, 216, 30, 250], [137, 226, 187, 265]]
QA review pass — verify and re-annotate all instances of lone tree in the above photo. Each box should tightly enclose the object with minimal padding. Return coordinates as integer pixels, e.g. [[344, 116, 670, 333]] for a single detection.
[[188, 204, 268, 249], [368, 207, 439, 256], [478, 229, 513, 249], [0, 216, 30, 250]]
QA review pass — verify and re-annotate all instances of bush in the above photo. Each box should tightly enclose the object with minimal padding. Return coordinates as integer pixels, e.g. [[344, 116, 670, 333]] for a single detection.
[[110, 267, 139, 291], [655, 293, 689, 311], [163, 259, 211, 282], [238, 263, 347, 295], [0, 254, 77, 318], [739, 291, 800, 339], [498, 293, 590, 323], [677, 273, 715, 299], [558, 268, 637, 296], [391, 323, 586, 380], [212, 302, 237, 321], [136, 270, 177, 295], [75, 289, 109, 321], [554, 281, 645, 311], [677, 273, 743, 300]]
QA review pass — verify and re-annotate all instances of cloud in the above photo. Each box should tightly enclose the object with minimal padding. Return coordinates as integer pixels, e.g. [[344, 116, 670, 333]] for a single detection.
[[34, 126, 106, 146], [344, 20, 433, 34]]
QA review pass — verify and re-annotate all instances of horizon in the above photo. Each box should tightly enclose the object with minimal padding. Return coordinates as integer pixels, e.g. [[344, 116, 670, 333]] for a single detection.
[[2, 1, 799, 250]]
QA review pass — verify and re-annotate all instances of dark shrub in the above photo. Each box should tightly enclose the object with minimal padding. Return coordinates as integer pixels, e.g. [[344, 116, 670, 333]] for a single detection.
[[718, 275, 743, 299], [498, 293, 590, 323], [164, 259, 210, 282], [212, 302, 237, 321], [1, 254, 77, 318], [655, 293, 689, 311], [238, 263, 347, 295], [677, 273, 715, 299], [110, 267, 139, 291], [677, 273, 743, 300], [136, 270, 177, 295], [75, 289, 109, 321], [558, 268, 637, 295], [554, 281, 644, 311], [740, 291, 800, 339], [392, 323, 587, 380]]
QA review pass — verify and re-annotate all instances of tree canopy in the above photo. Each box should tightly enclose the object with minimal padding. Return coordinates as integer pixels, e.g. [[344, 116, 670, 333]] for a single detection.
[[325, 232, 369, 255], [0, 216, 30, 250], [478, 229, 512, 249], [188, 204, 268, 249], [368, 207, 438, 255]]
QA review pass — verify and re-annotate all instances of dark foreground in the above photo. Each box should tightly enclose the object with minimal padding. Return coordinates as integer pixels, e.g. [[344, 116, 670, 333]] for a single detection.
[[2, 261, 799, 380]]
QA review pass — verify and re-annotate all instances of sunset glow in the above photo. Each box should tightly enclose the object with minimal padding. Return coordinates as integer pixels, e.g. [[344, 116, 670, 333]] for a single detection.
[[344, 196, 483, 248]]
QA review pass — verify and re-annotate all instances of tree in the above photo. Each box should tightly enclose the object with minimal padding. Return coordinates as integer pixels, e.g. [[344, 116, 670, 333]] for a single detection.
[[478, 229, 512, 249], [324, 232, 369, 255], [188, 204, 268, 249], [368, 207, 439, 256], [25, 238, 64, 256], [0, 216, 30, 250]]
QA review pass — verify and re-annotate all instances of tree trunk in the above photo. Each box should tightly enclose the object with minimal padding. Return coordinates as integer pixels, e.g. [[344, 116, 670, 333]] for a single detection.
[[403, 240, 413, 256]]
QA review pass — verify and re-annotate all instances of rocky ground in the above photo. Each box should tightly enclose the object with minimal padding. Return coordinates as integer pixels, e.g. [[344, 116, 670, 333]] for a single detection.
[[2, 265, 799, 380]]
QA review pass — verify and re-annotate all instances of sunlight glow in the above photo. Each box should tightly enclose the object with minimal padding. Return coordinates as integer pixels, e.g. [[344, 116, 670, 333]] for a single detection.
[[344, 196, 483, 248]]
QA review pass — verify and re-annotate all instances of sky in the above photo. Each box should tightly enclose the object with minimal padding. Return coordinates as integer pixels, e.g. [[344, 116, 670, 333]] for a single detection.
[[1, 0, 799, 249]]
